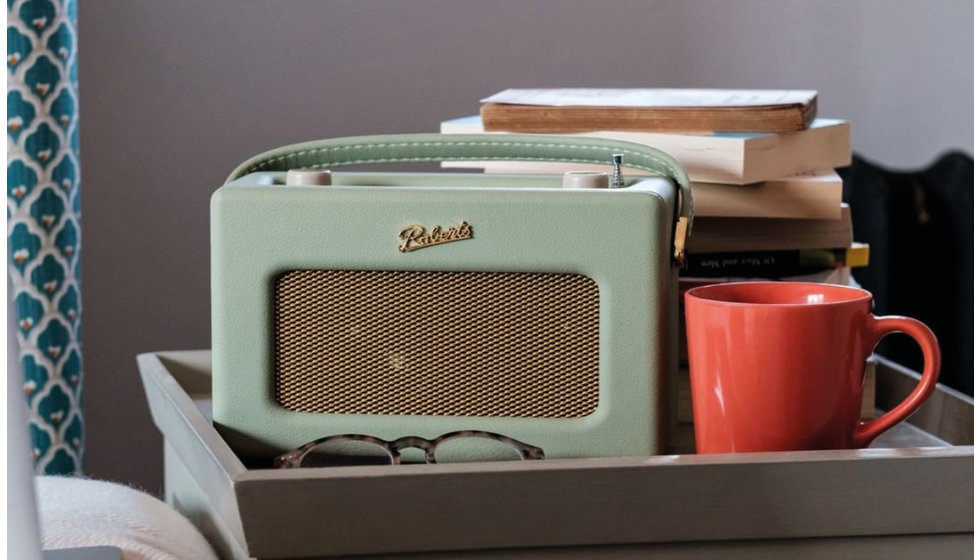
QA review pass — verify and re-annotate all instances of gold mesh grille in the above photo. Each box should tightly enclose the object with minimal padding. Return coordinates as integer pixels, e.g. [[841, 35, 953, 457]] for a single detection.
[[274, 270, 600, 417]]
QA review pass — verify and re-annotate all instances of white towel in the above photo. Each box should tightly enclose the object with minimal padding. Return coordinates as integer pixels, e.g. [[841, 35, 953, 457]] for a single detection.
[[36, 476, 219, 560]]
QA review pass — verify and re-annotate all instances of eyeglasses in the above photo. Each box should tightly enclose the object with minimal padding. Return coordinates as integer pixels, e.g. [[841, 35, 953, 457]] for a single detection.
[[274, 430, 545, 468]]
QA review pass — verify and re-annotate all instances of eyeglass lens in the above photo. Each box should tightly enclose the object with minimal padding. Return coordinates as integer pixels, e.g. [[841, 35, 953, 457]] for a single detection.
[[432, 435, 526, 463], [299, 439, 393, 467], [298, 434, 528, 467]]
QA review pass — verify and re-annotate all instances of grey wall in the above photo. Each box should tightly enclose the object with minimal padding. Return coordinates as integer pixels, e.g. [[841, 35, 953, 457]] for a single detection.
[[78, 0, 973, 492]]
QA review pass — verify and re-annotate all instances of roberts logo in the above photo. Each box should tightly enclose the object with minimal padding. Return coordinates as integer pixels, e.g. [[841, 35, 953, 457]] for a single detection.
[[398, 222, 472, 253]]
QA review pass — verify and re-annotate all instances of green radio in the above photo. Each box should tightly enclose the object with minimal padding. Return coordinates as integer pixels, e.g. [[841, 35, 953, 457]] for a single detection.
[[211, 134, 693, 459]]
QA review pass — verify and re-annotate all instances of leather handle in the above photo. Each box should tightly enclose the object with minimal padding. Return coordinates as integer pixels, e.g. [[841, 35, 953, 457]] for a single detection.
[[225, 133, 694, 264], [853, 315, 941, 447]]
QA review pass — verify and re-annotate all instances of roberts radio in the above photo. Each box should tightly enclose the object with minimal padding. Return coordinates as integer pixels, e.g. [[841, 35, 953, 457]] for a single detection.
[[211, 134, 693, 459]]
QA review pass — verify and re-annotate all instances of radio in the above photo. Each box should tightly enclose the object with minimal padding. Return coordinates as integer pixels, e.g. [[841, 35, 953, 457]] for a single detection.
[[211, 134, 693, 459]]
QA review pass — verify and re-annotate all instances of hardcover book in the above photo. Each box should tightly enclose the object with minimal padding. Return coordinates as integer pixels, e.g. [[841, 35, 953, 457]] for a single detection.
[[480, 88, 818, 133], [686, 204, 853, 254], [681, 243, 869, 278]]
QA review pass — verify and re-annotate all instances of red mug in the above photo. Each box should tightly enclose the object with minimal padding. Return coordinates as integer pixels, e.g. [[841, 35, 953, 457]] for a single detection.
[[684, 282, 940, 453]]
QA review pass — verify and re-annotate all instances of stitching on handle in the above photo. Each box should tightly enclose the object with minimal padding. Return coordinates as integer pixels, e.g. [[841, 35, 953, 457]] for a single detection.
[[258, 155, 656, 171], [243, 140, 677, 177]]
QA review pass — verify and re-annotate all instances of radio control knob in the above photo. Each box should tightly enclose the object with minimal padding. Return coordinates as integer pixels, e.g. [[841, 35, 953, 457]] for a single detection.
[[285, 169, 332, 186], [562, 171, 608, 189]]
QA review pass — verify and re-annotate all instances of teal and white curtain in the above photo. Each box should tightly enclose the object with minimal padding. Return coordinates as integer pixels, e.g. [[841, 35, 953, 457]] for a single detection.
[[7, 0, 83, 475]]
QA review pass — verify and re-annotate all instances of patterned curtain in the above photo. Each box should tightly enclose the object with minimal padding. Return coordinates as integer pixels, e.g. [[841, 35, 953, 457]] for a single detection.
[[7, 0, 83, 475]]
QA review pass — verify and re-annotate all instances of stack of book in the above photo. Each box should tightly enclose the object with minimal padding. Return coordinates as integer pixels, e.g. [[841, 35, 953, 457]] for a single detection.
[[438, 88, 874, 437], [440, 88, 866, 280]]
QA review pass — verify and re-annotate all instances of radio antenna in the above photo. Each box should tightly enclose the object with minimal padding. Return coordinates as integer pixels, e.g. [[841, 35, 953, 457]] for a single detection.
[[610, 154, 625, 189]]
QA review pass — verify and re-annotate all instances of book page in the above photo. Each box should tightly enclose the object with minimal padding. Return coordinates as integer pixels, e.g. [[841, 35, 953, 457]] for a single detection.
[[481, 88, 817, 108]]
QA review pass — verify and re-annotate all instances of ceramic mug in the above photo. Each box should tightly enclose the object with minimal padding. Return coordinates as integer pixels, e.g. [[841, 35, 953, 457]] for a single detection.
[[684, 282, 940, 453]]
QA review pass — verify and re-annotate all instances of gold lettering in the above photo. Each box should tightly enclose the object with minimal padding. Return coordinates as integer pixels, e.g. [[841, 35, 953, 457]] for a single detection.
[[397, 225, 424, 252], [397, 221, 473, 252]]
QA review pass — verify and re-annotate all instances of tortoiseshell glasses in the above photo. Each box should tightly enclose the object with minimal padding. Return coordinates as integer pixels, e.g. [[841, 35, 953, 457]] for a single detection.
[[274, 430, 545, 468]]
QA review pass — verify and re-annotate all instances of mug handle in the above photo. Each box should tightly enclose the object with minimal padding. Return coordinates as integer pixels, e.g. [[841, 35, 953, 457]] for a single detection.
[[853, 315, 941, 448]]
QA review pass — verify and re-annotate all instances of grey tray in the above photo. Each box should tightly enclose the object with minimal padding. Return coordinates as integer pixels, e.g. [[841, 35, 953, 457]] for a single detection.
[[138, 351, 973, 560]]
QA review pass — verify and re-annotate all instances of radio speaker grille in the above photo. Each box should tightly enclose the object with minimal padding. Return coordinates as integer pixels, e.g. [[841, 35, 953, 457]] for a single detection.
[[274, 270, 600, 417]]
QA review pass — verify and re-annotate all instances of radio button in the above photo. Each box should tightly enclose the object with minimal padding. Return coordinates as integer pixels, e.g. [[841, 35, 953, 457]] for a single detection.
[[561, 171, 608, 189], [285, 169, 332, 186]]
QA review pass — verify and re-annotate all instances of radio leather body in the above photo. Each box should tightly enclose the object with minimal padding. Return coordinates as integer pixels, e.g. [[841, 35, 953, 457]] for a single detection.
[[211, 134, 693, 459]]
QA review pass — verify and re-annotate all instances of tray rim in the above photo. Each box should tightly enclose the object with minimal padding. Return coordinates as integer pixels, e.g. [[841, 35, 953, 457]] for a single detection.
[[139, 349, 974, 558]]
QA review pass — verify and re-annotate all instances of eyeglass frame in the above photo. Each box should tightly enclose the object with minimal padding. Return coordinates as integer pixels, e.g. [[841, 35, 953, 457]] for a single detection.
[[274, 430, 545, 468]]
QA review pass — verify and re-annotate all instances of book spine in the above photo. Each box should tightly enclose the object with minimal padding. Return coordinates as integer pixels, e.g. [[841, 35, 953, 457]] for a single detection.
[[686, 205, 853, 253], [681, 245, 867, 278], [480, 104, 813, 133]]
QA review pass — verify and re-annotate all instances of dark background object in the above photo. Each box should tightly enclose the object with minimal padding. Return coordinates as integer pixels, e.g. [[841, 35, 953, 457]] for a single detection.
[[839, 152, 973, 395]]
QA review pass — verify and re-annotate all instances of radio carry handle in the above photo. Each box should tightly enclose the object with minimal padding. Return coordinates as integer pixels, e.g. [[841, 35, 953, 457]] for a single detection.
[[225, 134, 694, 265]]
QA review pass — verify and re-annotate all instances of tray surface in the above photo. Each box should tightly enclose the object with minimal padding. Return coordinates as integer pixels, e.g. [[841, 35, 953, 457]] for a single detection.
[[139, 350, 973, 559]]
